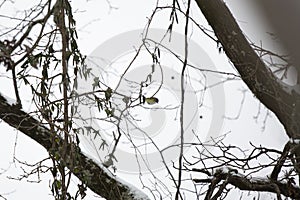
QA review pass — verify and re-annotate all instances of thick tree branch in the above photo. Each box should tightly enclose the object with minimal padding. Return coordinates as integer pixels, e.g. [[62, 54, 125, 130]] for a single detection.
[[194, 172, 300, 199], [0, 94, 149, 200], [194, 0, 300, 139]]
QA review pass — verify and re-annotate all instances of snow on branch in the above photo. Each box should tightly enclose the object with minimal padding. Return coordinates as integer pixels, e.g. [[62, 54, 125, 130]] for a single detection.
[[0, 93, 149, 200], [193, 167, 300, 199]]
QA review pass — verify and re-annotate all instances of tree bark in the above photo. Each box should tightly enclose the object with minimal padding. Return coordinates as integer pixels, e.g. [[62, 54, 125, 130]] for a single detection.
[[194, 171, 300, 199], [194, 0, 300, 192], [0, 94, 149, 200], [194, 0, 300, 140], [1, 1, 300, 199]]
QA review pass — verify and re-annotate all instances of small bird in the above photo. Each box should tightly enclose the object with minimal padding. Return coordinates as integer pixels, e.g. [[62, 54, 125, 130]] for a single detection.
[[142, 96, 159, 105]]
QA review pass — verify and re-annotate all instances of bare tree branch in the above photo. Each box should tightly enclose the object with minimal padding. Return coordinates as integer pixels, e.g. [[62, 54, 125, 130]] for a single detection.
[[194, 171, 300, 199], [194, 0, 300, 140], [0, 94, 149, 200]]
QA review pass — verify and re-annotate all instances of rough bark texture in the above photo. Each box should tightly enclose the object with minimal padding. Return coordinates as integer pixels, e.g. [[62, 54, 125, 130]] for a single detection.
[[0, 94, 148, 200], [194, 172, 300, 199], [194, 0, 300, 197], [194, 0, 300, 139], [1, 1, 300, 199]]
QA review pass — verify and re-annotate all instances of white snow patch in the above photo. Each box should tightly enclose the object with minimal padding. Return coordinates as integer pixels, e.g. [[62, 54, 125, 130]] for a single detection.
[[81, 151, 150, 200], [0, 92, 16, 106], [212, 166, 238, 175], [289, 138, 300, 144]]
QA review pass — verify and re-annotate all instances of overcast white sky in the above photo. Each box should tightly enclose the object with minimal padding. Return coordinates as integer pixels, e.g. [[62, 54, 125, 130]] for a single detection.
[[0, 1, 289, 199]]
